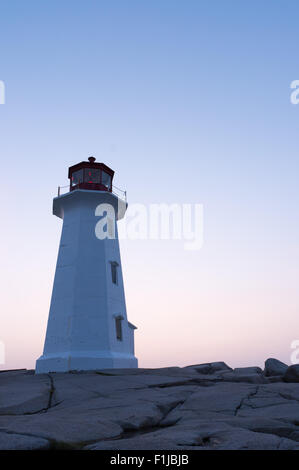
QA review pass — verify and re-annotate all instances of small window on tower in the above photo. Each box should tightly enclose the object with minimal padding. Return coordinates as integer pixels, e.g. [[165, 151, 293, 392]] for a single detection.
[[110, 261, 119, 285], [115, 317, 123, 341]]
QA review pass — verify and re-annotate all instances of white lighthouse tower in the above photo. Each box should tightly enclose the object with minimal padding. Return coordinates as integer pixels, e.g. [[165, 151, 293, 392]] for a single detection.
[[36, 157, 138, 373]]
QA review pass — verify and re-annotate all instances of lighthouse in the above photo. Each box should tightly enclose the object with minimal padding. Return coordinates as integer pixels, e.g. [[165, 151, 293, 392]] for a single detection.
[[35, 157, 138, 373]]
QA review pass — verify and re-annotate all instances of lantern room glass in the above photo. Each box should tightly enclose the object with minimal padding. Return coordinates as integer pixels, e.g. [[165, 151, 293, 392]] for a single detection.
[[84, 168, 100, 184], [71, 169, 84, 186], [102, 171, 112, 190], [70, 167, 112, 191]]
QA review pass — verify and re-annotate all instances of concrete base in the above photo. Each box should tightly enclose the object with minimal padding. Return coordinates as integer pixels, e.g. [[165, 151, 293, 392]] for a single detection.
[[35, 351, 138, 374]]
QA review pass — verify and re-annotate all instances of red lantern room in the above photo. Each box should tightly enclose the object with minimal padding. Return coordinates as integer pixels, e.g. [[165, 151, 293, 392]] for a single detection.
[[68, 157, 114, 192]]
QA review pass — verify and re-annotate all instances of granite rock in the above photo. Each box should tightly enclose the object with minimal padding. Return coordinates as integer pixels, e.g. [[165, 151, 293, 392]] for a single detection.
[[1, 361, 299, 450], [284, 365, 299, 383], [264, 358, 288, 377]]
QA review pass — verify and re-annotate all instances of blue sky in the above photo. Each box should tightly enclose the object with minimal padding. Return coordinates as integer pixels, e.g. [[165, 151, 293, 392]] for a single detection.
[[0, 0, 299, 369]]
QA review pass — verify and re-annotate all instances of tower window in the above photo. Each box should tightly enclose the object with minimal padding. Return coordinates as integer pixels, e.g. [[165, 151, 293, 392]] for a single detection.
[[115, 316, 123, 341], [110, 261, 119, 285]]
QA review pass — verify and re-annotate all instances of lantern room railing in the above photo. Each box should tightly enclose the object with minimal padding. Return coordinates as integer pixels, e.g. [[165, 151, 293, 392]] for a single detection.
[[57, 183, 127, 202]]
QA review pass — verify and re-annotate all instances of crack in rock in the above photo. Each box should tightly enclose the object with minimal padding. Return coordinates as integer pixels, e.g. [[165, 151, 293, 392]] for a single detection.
[[148, 379, 220, 389], [234, 386, 259, 416], [45, 374, 56, 412], [101, 399, 187, 443]]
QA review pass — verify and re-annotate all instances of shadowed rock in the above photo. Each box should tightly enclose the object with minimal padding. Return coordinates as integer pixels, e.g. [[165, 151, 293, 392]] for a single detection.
[[233, 367, 263, 375], [85, 422, 299, 450], [284, 365, 299, 383], [223, 374, 268, 384], [264, 358, 288, 377], [0, 371, 55, 415], [184, 362, 232, 374], [0, 431, 50, 450]]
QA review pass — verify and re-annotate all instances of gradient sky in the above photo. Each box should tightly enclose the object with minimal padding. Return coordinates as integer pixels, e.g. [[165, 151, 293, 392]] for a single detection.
[[1, 0, 299, 370]]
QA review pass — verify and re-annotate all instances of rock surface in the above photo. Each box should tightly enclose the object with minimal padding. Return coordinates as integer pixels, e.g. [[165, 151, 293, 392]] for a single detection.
[[1, 360, 299, 450], [264, 358, 288, 377], [284, 364, 299, 383]]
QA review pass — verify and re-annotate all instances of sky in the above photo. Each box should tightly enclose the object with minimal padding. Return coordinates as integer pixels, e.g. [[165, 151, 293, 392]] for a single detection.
[[0, 0, 299, 370]]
